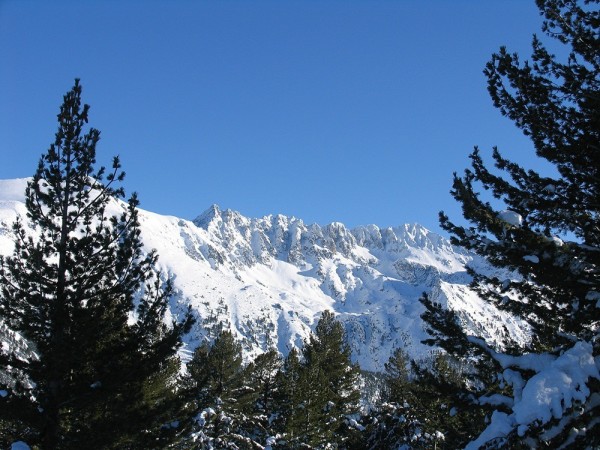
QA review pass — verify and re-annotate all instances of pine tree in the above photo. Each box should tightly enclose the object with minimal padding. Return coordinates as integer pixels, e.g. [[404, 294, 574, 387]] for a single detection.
[[365, 347, 419, 450], [430, 0, 599, 447], [409, 352, 488, 448], [205, 330, 243, 403], [287, 311, 362, 449], [187, 329, 245, 447], [191, 347, 285, 449], [211, 348, 285, 448], [237, 349, 283, 437], [273, 347, 303, 446], [366, 344, 485, 449], [383, 347, 411, 404], [0, 80, 194, 449]]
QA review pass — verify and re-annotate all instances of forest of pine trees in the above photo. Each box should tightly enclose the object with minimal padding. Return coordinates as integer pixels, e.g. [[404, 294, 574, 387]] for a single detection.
[[0, 0, 598, 448], [179, 311, 363, 449]]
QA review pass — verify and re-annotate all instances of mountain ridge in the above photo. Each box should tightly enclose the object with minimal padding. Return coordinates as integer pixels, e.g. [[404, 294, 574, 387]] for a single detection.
[[0, 178, 529, 372]]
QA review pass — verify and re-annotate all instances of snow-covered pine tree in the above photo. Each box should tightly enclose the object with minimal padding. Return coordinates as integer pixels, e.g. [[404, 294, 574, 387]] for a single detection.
[[430, 0, 599, 447], [0, 80, 194, 449]]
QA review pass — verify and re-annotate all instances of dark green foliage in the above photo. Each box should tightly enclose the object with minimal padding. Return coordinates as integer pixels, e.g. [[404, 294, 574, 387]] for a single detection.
[[195, 348, 287, 449], [273, 347, 302, 443], [365, 401, 447, 450], [185, 314, 363, 449], [440, 0, 599, 347], [187, 340, 212, 391], [383, 347, 411, 405], [186, 329, 247, 448], [198, 330, 243, 402], [419, 294, 505, 405], [366, 345, 486, 449], [431, 0, 599, 447], [420, 294, 478, 358], [236, 349, 283, 440], [0, 80, 194, 449], [284, 311, 362, 449], [410, 352, 488, 448], [365, 347, 425, 450]]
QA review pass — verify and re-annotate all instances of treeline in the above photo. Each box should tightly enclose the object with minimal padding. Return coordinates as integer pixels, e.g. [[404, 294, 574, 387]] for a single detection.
[[180, 311, 361, 449], [175, 313, 487, 450]]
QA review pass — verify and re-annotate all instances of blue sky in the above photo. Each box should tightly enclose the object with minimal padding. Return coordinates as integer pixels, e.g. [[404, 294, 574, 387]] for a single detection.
[[1, 1, 547, 234]]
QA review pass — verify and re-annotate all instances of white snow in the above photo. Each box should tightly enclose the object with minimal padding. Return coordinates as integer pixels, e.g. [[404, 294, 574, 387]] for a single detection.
[[523, 255, 539, 264], [513, 342, 598, 428], [466, 341, 600, 448], [265, 435, 278, 450], [585, 290, 600, 307], [4, 176, 587, 446], [0, 178, 28, 203], [498, 210, 523, 227]]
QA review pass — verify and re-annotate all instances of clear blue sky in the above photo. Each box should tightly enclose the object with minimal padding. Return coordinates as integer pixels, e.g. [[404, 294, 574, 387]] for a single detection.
[[1, 0, 547, 234]]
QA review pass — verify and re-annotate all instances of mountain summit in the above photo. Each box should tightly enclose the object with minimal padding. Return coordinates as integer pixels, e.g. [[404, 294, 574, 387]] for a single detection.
[[0, 178, 528, 371]]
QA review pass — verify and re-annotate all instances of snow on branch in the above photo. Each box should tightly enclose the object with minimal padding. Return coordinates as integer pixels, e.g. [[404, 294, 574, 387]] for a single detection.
[[465, 339, 600, 448]]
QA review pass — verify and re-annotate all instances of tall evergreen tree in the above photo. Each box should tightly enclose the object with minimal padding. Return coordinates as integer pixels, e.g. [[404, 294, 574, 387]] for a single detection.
[[187, 341, 285, 449], [366, 345, 485, 449], [383, 347, 411, 404], [187, 329, 245, 448], [365, 347, 421, 450], [0, 80, 194, 449], [273, 347, 303, 445], [226, 349, 284, 447], [197, 329, 243, 404], [286, 311, 362, 449], [428, 0, 599, 447], [238, 350, 283, 432]]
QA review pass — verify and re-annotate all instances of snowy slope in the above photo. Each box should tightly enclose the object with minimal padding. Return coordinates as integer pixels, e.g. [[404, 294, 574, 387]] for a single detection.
[[0, 178, 529, 372]]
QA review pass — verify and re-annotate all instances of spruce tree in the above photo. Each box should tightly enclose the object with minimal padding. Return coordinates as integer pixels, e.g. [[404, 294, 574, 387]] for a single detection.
[[0, 80, 193, 449], [428, 0, 599, 447]]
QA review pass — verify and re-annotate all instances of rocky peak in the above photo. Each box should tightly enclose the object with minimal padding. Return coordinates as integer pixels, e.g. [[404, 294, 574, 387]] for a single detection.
[[193, 204, 222, 229]]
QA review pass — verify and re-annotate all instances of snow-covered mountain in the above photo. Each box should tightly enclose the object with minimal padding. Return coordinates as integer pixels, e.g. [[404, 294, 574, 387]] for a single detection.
[[0, 178, 529, 372]]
